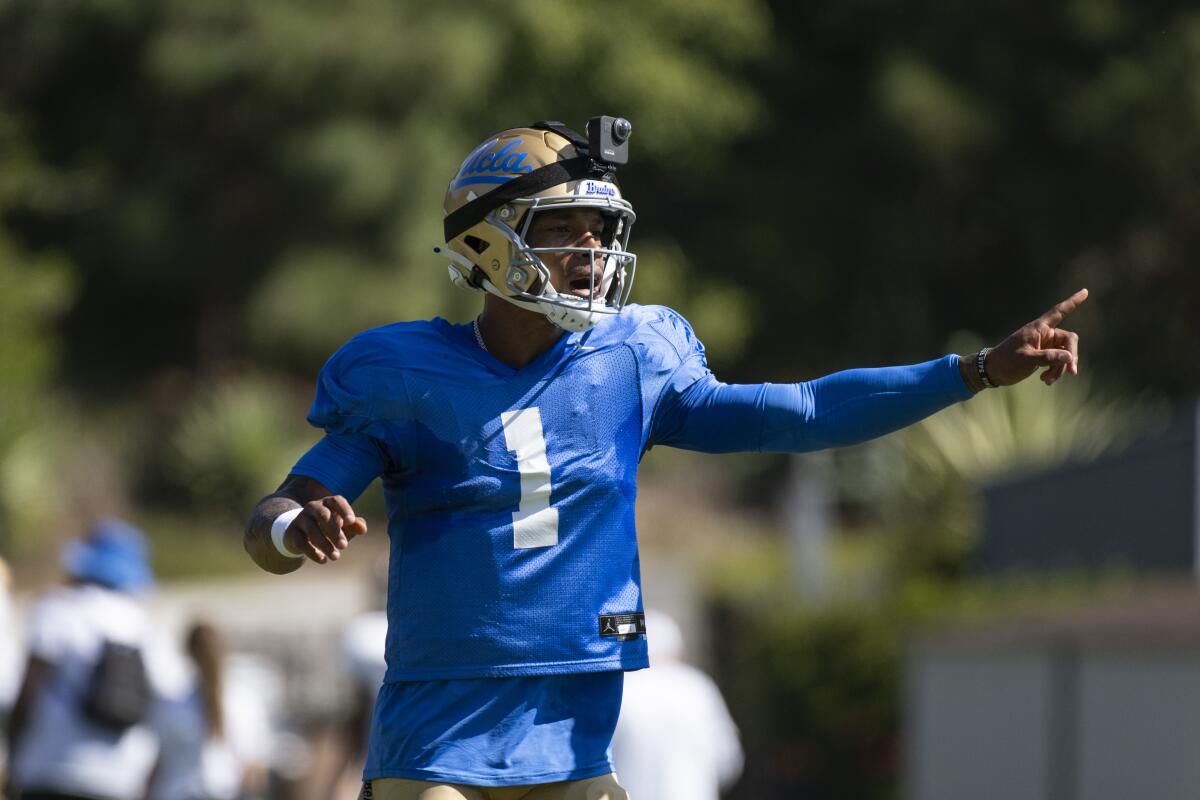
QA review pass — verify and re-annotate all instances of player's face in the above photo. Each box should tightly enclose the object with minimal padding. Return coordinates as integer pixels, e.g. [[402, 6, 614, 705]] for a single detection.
[[526, 209, 607, 300]]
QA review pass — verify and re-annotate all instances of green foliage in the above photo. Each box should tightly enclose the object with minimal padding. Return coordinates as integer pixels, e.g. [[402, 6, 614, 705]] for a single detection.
[[0, 247, 74, 451], [628, 239, 752, 359], [168, 377, 314, 514], [245, 248, 448, 365], [2, 0, 1198, 511], [0, 0, 1197, 571], [0, 0, 773, 530], [703, 2, 1200, 395], [0, 99, 79, 553], [890, 376, 1134, 480], [0, 105, 75, 450], [0, 0, 772, 381], [842, 373, 1150, 577], [0, 0, 1197, 389], [876, 52, 997, 167], [0, 407, 76, 554], [728, 603, 902, 799]]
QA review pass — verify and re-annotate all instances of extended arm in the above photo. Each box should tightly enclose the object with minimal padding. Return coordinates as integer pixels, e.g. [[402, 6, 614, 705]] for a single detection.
[[655, 356, 972, 453], [652, 289, 1088, 454]]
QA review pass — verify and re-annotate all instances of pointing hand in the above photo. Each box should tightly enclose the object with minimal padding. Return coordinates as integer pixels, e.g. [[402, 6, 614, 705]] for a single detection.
[[983, 288, 1088, 387]]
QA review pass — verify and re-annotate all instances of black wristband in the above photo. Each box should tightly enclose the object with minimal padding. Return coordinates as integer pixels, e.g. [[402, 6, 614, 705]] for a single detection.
[[976, 347, 996, 389]]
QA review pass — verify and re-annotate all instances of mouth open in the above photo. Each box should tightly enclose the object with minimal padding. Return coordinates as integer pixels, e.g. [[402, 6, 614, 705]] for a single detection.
[[567, 274, 601, 299]]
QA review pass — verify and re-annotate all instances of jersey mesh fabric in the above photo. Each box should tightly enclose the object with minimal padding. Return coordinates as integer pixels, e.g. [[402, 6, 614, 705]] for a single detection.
[[388, 343, 644, 679], [291, 304, 974, 785], [292, 305, 972, 683], [293, 309, 696, 681]]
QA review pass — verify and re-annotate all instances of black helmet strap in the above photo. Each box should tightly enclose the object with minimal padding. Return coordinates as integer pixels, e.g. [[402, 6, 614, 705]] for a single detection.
[[444, 121, 624, 242], [444, 156, 594, 242], [529, 120, 589, 149]]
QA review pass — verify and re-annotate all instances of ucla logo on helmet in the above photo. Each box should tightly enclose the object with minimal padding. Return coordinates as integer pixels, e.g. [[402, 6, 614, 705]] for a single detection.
[[579, 180, 618, 197], [452, 140, 534, 189]]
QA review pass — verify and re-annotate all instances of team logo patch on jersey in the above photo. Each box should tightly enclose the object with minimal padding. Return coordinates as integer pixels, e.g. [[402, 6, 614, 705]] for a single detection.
[[599, 612, 646, 642]]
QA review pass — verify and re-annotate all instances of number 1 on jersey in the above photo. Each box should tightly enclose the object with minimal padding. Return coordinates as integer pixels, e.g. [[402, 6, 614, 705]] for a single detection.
[[500, 408, 559, 549]]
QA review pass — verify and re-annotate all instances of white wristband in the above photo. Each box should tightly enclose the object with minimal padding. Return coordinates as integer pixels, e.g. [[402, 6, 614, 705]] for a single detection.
[[271, 508, 305, 559]]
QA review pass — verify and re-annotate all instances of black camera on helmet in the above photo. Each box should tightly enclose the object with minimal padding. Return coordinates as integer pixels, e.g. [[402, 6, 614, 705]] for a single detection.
[[587, 116, 632, 166]]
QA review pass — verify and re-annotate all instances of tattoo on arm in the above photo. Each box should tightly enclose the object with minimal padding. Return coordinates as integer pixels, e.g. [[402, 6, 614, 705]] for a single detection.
[[243, 475, 335, 574]]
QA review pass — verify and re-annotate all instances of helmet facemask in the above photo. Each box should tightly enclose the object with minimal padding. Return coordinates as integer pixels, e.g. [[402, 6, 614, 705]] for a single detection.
[[488, 200, 637, 332]]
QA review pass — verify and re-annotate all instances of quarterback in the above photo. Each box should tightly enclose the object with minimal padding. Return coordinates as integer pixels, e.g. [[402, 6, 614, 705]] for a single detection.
[[244, 117, 1086, 800]]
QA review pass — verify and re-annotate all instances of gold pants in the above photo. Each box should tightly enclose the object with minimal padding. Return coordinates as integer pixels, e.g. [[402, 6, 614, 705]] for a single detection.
[[361, 773, 628, 800]]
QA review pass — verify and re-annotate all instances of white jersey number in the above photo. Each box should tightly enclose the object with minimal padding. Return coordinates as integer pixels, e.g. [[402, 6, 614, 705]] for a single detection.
[[500, 407, 559, 549]]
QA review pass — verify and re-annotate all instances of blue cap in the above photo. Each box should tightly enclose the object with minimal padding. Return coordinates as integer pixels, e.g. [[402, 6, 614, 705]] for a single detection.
[[62, 518, 155, 594]]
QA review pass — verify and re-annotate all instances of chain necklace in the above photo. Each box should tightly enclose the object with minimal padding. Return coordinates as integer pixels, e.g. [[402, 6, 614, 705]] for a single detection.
[[472, 316, 488, 353]]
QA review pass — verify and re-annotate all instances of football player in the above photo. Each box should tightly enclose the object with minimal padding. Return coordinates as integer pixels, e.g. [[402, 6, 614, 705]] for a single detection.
[[244, 118, 1086, 800]]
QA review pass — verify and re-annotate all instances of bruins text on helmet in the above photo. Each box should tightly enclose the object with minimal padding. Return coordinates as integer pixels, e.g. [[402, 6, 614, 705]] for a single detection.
[[437, 119, 637, 332]]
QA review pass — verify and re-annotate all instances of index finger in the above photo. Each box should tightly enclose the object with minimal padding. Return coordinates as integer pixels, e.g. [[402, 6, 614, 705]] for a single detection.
[[1038, 288, 1089, 327]]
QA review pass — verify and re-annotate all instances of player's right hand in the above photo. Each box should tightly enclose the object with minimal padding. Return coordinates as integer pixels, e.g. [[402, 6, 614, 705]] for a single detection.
[[284, 495, 368, 564]]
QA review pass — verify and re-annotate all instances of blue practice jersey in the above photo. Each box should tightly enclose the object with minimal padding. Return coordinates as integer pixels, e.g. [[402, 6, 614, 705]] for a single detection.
[[295, 304, 973, 680], [291, 303, 973, 783], [295, 305, 704, 680]]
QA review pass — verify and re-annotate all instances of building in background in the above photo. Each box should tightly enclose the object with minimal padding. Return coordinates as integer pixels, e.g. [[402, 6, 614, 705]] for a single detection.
[[981, 402, 1200, 576], [908, 401, 1200, 800], [904, 588, 1200, 800]]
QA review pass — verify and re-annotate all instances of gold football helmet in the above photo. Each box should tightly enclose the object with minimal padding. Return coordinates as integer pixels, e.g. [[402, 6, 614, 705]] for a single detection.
[[437, 121, 637, 332]]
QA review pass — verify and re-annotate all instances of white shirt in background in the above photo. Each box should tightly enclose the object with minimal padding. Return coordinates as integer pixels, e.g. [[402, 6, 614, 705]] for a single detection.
[[340, 609, 388, 693], [0, 569, 19, 710], [148, 674, 271, 800], [9, 584, 161, 800], [611, 611, 744, 800]]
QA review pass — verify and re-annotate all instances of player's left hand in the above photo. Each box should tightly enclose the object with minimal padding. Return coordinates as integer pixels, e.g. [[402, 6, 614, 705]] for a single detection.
[[984, 288, 1088, 386]]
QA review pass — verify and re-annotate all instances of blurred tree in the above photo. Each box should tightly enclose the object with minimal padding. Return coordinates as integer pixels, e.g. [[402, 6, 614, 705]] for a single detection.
[[3, 0, 1199, 532], [686, 0, 1200, 398], [167, 376, 314, 512], [0, 0, 770, 392], [0, 0, 771, 520], [843, 370, 1150, 578], [0, 102, 77, 553]]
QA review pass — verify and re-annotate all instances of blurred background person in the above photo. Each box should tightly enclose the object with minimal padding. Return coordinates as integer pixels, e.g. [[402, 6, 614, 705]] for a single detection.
[[4, 519, 161, 800], [0, 556, 19, 780], [148, 619, 269, 800], [611, 610, 743, 800], [300, 563, 389, 800], [329, 565, 388, 798]]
